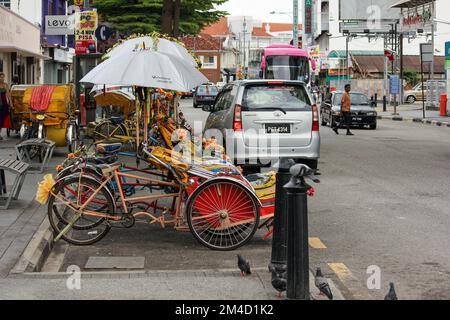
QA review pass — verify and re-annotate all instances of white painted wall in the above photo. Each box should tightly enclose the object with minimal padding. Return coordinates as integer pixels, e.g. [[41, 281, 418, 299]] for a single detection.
[[10, 0, 42, 26]]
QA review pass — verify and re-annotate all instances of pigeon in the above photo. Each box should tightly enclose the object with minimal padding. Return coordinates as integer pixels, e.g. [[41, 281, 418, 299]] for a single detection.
[[384, 282, 398, 300], [237, 254, 251, 276], [315, 267, 333, 300], [271, 274, 287, 298]]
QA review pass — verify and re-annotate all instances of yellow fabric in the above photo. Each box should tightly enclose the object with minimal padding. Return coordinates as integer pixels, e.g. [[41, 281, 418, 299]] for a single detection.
[[35, 174, 56, 205], [253, 172, 276, 200]]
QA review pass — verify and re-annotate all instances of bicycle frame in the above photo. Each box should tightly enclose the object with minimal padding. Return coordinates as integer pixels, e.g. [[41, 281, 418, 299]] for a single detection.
[[52, 166, 186, 242]]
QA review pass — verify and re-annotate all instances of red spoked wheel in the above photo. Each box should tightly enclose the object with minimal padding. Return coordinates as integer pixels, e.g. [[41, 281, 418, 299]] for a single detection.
[[186, 179, 260, 251]]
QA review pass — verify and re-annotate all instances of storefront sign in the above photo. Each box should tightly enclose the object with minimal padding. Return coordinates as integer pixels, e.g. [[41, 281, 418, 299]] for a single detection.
[[75, 10, 98, 55], [45, 15, 75, 35], [400, 3, 434, 33], [304, 0, 312, 34]]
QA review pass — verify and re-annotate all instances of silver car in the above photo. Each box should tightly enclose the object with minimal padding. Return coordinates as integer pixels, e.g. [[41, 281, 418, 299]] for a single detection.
[[203, 80, 321, 173]]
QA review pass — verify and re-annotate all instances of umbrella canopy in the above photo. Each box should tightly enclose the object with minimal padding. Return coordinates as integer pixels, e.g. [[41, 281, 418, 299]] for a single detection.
[[105, 37, 197, 67], [80, 49, 208, 92], [94, 90, 135, 109]]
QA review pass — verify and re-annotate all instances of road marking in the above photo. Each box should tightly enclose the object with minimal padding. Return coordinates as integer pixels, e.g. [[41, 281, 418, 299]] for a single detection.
[[328, 263, 372, 300], [309, 237, 327, 249]]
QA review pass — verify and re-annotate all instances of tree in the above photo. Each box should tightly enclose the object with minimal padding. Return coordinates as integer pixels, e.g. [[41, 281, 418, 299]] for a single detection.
[[93, 0, 228, 36]]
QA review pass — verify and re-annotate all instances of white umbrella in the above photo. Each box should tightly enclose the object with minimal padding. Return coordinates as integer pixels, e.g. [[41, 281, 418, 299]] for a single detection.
[[80, 49, 208, 92], [105, 36, 197, 67]]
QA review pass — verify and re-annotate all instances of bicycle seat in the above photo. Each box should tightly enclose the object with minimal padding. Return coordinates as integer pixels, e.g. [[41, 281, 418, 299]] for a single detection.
[[109, 116, 124, 125], [96, 143, 122, 155]]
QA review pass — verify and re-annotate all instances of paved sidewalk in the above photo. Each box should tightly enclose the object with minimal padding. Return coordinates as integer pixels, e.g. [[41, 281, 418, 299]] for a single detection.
[[377, 104, 450, 127], [1, 269, 344, 300], [0, 136, 63, 279]]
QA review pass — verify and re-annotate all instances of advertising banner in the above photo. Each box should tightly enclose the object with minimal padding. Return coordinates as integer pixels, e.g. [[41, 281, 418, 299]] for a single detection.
[[400, 2, 434, 33], [75, 10, 98, 55], [304, 0, 312, 34]]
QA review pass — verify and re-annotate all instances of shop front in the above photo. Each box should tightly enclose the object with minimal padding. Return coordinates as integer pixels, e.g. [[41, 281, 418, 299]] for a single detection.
[[0, 5, 47, 84]]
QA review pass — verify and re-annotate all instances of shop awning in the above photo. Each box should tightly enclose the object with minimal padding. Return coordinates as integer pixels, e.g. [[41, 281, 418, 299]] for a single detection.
[[0, 46, 51, 60], [391, 0, 434, 8]]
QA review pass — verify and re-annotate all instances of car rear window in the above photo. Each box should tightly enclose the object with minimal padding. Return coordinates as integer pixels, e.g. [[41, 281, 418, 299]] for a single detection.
[[197, 85, 218, 95], [333, 93, 370, 106], [242, 84, 312, 111]]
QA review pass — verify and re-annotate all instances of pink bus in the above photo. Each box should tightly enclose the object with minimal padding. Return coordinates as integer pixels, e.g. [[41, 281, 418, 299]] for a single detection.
[[259, 44, 315, 85]]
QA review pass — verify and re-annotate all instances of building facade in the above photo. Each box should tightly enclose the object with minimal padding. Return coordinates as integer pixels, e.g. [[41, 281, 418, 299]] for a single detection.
[[41, 0, 74, 84], [0, 2, 44, 84], [181, 34, 223, 83]]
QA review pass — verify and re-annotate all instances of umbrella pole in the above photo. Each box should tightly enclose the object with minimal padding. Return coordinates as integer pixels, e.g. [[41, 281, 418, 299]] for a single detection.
[[144, 88, 150, 143], [134, 86, 140, 148]]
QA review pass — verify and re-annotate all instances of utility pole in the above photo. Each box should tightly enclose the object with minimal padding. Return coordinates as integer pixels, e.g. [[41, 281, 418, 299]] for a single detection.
[[293, 0, 299, 48], [431, 0, 435, 82], [243, 17, 247, 75]]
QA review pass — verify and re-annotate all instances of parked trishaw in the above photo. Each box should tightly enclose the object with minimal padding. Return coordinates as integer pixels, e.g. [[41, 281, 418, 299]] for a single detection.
[[92, 90, 137, 145], [36, 34, 283, 252], [11, 84, 79, 152], [10, 85, 38, 137]]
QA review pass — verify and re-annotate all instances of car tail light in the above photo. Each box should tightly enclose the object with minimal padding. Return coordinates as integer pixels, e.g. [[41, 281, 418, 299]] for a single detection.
[[312, 104, 320, 132], [233, 104, 243, 131]]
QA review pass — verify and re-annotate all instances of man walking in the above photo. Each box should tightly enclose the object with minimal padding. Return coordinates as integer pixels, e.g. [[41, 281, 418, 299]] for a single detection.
[[333, 84, 354, 136]]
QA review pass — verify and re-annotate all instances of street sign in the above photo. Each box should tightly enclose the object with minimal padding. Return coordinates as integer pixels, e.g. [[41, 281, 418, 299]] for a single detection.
[[420, 43, 433, 63], [45, 15, 75, 35], [95, 25, 113, 41], [390, 75, 400, 95]]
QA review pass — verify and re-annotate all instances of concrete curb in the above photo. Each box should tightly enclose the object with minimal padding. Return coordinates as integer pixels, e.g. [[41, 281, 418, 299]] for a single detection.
[[378, 115, 450, 128], [10, 217, 54, 275]]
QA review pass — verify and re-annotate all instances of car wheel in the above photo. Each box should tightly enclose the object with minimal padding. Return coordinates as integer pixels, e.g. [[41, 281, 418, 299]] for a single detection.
[[370, 123, 377, 130], [406, 96, 416, 104], [242, 166, 261, 176]]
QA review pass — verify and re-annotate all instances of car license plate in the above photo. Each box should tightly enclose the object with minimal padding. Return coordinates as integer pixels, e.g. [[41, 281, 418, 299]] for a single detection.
[[353, 117, 362, 121], [265, 124, 291, 134]]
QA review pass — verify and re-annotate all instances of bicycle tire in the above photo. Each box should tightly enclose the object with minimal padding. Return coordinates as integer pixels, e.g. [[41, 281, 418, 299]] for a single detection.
[[48, 176, 115, 246], [186, 179, 260, 251]]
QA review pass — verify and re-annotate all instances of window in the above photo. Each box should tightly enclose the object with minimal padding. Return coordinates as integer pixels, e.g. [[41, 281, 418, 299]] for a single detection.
[[242, 84, 311, 111], [201, 56, 217, 69], [0, 0, 11, 9]]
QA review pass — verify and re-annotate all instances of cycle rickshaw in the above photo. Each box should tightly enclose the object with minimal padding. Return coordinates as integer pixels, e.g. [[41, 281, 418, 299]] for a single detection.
[[13, 84, 79, 152]]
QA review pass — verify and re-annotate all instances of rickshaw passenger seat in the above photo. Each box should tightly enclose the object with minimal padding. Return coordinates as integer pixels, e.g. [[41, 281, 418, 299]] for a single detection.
[[96, 143, 122, 155], [109, 116, 124, 125]]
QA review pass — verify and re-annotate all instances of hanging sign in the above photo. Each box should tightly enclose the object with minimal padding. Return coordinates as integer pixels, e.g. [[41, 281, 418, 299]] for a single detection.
[[75, 10, 98, 55]]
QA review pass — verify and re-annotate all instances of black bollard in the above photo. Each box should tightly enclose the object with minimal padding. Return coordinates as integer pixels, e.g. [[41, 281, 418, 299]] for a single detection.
[[374, 93, 378, 108], [383, 96, 387, 112], [284, 164, 320, 300], [268, 158, 293, 277]]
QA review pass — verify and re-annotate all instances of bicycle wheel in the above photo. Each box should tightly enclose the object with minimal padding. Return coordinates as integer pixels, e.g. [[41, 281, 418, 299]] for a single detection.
[[94, 122, 126, 143], [187, 179, 260, 251], [48, 176, 115, 246]]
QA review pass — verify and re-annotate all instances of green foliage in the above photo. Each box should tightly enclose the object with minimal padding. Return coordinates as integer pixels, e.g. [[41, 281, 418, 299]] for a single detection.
[[93, 0, 228, 35], [403, 69, 420, 86]]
